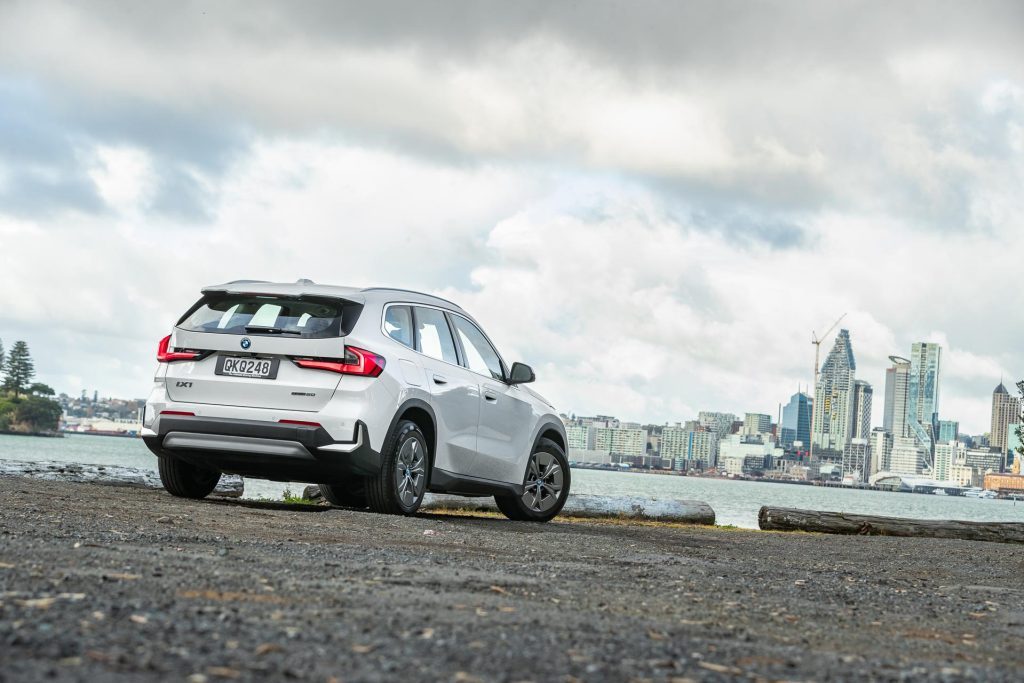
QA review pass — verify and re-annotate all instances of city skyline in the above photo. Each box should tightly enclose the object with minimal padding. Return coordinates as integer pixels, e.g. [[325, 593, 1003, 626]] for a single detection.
[[1, 2, 1021, 434]]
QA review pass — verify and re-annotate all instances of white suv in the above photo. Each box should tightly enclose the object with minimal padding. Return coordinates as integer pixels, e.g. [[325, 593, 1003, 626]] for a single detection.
[[142, 280, 570, 522]]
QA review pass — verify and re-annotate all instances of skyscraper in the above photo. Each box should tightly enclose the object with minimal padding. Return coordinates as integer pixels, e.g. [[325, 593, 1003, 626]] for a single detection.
[[990, 382, 1020, 458], [937, 419, 959, 444], [907, 342, 941, 460], [781, 391, 813, 451], [850, 380, 873, 441], [812, 329, 856, 454], [882, 356, 910, 437]]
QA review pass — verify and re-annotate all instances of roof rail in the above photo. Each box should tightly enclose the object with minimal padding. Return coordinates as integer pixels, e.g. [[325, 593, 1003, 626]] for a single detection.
[[361, 287, 461, 309], [223, 279, 270, 285]]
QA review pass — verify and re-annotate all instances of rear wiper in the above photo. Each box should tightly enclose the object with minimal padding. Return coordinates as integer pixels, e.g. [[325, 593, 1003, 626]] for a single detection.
[[244, 326, 303, 335]]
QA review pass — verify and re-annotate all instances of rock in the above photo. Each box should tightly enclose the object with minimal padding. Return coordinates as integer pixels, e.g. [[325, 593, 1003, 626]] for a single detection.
[[302, 485, 323, 501], [0, 459, 244, 498]]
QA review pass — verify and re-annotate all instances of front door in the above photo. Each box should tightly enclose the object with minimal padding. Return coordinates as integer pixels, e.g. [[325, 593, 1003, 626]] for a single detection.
[[448, 314, 533, 484]]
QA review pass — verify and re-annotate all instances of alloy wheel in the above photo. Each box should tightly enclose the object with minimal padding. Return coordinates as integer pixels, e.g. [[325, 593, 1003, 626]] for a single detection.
[[394, 436, 426, 508], [521, 450, 564, 513]]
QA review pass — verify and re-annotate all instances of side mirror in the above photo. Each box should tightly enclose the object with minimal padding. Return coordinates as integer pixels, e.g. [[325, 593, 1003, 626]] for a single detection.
[[508, 362, 535, 385]]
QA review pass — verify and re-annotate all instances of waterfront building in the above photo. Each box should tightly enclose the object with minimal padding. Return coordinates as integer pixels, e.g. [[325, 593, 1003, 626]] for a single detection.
[[870, 428, 892, 475], [718, 434, 779, 476], [882, 356, 911, 438], [964, 448, 1002, 474], [780, 391, 812, 451], [743, 413, 772, 437], [937, 419, 959, 444], [812, 329, 857, 454], [566, 423, 592, 451], [990, 383, 1020, 459], [685, 429, 719, 469], [842, 438, 871, 483], [906, 342, 942, 459], [889, 435, 926, 475], [659, 424, 689, 468], [851, 380, 873, 441], [933, 440, 967, 482], [592, 425, 648, 458]]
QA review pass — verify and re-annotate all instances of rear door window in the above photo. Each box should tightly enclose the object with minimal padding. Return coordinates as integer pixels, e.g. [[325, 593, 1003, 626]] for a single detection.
[[384, 305, 414, 348], [413, 306, 459, 364], [177, 294, 359, 338]]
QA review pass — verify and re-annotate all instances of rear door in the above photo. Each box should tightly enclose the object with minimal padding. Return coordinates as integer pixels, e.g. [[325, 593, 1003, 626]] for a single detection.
[[164, 293, 357, 412], [403, 305, 480, 475]]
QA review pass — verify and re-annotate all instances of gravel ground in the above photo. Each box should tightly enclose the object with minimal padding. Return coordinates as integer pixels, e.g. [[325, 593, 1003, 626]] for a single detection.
[[2, 476, 1023, 682]]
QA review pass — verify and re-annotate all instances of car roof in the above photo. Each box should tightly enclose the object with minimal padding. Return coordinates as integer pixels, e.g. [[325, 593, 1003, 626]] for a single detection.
[[201, 280, 465, 312]]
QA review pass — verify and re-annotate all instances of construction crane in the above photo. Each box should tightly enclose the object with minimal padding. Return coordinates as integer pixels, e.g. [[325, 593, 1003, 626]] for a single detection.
[[808, 313, 846, 462]]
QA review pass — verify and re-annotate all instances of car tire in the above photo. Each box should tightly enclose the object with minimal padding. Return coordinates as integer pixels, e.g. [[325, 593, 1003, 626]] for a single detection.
[[495, 438, 570, 522], [365, 420, 429, 515], [320, 479, 368, 508], [158, 456, 221, 499]]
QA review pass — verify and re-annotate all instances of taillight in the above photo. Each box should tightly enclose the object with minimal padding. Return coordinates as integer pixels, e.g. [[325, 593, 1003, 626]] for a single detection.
[[294, 346, 385, 377], [157, 335, 200, 362]]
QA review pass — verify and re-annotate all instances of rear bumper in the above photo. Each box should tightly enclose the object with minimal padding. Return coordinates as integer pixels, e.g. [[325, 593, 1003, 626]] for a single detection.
[[143, 415, 381, 483]]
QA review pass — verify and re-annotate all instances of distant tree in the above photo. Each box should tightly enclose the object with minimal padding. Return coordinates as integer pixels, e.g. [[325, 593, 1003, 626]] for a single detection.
[[2, 341, 35, 397], [0, 338, 5, 383], [28, 382, 55, 397], [15, 396, 62, 432]]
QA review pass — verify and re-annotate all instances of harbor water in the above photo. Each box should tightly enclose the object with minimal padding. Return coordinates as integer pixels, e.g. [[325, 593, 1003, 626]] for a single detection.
[[2, 432, 1022, 528]]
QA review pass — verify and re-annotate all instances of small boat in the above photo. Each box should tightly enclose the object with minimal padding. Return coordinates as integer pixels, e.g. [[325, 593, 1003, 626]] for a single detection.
[[932, 488, 948, 496]]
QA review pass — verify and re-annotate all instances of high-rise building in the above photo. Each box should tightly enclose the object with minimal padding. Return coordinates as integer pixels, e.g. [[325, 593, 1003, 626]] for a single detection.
[[870, 428, 892, 474], [882, 356, 911, 438], [812, 329, 857, 454], [659, 424, 690, 466], [842, 438, 871, 483], [889, 435, 926, 475], [934, 440, 967, 482], [685, 429, 719, 469], [990, 382, 1020, 458], [937, 420, 960, 444], [699, 411, 737, 440], [743, 413, 772, 437], [566, 424, 592, 450], [781, 391, 813, 450], [907, 342, 942, 459], [850, 380, 873, 441]]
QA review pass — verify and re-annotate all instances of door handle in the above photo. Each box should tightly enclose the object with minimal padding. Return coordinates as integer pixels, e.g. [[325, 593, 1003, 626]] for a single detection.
[[483, 390, 498, 402], [432, 374, 448, 385]]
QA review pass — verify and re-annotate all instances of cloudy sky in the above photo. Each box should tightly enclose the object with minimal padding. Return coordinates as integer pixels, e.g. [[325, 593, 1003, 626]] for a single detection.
[[1, 1, 1021, 433]]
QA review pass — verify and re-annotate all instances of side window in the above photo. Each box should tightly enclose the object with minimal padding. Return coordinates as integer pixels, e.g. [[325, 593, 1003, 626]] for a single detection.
[[451, 316, 504, 380], [414, 307, 459, 364], [384, 305, 413, 348]]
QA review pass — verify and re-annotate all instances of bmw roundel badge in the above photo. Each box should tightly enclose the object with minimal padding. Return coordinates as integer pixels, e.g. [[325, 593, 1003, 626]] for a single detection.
[[240, 337, 252, 350]]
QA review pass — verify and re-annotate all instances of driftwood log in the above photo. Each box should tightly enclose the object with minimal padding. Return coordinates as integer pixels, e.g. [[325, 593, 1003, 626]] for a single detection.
[[421, 492, 716, 525], [759, 506, 1024, 545], [0, 459, 244, 497]]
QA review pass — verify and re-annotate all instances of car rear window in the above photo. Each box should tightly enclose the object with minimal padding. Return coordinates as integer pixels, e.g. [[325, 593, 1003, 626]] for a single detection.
[[176, 294, 362, 338]]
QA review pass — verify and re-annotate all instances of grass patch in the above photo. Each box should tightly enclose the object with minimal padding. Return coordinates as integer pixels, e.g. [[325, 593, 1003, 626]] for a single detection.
[[281, 487, 319, 506]]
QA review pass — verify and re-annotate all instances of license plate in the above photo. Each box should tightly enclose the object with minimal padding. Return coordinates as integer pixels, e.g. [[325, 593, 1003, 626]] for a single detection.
[[215, 356, 280, 379]]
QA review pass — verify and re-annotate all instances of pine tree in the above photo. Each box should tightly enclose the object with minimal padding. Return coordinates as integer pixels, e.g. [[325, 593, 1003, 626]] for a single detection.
[[0, 338, 5, 382], [3, 341, 35, 397]]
